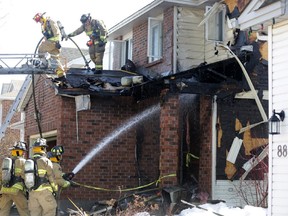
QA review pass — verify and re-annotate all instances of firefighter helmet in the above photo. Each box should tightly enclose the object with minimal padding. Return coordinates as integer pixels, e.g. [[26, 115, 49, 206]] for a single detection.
[[33, 12, 46, 23], [80, 13, 90, 24], [9, 141, 27, 151], [33, 138, 48, 147], [51, 146, 64, 156], [33, 138, 47, 154], [48, 146, 64, 162]]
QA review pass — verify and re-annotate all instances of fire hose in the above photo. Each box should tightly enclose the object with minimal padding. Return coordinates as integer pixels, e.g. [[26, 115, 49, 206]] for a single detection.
[[69, 173, 176, 192]]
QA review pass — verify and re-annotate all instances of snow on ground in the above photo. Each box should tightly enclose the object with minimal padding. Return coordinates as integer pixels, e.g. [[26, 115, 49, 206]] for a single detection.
[[135, 202, 268, 216], [176, 202, 267, 216]]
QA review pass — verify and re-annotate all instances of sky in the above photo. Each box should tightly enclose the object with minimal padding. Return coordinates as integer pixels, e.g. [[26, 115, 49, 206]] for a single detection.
[[0, 0, 153, 88]]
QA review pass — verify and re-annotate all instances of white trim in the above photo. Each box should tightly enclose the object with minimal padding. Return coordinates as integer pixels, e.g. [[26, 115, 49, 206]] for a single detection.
[[268, 24, 273, 216], [29, 130, 57, 139], [147, 17, 163, 62], [235, 90, 269, 100], [238, 0, 283, 30], [0, 96, 15, 100]]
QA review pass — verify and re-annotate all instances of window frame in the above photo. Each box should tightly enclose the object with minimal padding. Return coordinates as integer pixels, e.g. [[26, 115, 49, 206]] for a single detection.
[[121, 38, 133, 66], [147, 17, 163, 63], [205, 5, 226, 42]]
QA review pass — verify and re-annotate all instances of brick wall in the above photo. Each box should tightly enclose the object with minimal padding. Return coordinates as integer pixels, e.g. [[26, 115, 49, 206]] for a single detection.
[[159, 91, 180, 186], [24, 78, 62, 138], [198, 96, 212, 194], [133, 6, 174, 74], [24, 76, 161, 201]]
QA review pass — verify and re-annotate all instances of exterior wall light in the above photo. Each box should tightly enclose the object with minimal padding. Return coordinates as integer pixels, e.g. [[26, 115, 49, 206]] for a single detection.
[[269, 110, 285, 135]]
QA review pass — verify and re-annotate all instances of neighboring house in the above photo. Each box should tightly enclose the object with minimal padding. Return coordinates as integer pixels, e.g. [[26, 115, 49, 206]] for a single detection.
[[233, 0, 288, 215], [0, 80, 24, 160], [0, 0, 273, 210]]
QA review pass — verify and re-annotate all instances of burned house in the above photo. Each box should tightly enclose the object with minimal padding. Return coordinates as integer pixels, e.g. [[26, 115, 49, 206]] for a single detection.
[[0, 0, 275, 211]]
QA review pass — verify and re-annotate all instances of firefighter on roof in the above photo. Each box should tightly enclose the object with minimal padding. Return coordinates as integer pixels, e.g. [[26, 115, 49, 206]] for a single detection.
[[67, 13, 108, 73], [25, 138, 58, 216], [0, 141, 29, 216], [33, 12, 67, 85]]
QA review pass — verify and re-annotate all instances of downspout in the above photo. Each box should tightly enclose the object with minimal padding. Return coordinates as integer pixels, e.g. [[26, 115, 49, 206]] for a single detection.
[[173, 6, 178, 73], [211, 95, 217, 199]]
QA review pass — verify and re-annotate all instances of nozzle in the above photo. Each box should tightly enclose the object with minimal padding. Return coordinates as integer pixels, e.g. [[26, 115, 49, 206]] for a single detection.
[[63, 172, 75, 181]]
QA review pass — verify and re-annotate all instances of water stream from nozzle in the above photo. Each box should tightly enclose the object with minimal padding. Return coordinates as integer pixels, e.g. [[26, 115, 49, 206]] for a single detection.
[[72, 103, 160, 174]]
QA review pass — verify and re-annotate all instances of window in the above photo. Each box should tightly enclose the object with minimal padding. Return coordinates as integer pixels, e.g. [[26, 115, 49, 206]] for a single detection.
[[147, 17, 163, 63], [105, 36, 133, 70], [122, 38, 133, 66], [205, 5, 225, 41]]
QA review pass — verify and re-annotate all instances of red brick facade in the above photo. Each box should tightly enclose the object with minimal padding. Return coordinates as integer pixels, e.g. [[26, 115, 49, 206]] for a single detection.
[[198, 96, 212, 193], [24, 77, 162, 200], [159, 91, 180, 186], [133, 7, 174, 72], [24, 77, 213, 200]]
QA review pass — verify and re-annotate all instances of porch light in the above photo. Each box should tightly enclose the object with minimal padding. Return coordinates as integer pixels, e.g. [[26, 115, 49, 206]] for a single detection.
[[269, 110, 285, 135]]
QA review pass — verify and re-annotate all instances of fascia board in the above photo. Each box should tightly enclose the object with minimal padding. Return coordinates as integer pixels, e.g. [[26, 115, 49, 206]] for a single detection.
[[238, 0, 283, 30], [0, 96, 15, 101]]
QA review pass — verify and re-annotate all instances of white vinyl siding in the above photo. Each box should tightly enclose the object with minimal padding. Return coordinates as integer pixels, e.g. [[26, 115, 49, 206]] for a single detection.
[[213, 180, 267, 207], [269, 20, 288, 216], [176, 7, 233, 72]]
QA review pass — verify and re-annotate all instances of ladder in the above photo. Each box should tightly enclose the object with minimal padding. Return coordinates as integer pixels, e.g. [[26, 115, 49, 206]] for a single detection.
[[0, 53, 57, 140], [0, 74, 32, 139], [0, 53, 57, 74]]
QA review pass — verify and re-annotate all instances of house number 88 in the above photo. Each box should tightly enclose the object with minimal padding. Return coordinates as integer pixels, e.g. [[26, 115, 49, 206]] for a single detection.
[[277, 145, 288, 157]]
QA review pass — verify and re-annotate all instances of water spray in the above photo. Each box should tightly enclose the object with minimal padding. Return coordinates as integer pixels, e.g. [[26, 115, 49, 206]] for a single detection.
[[72, 103, 160, 174]]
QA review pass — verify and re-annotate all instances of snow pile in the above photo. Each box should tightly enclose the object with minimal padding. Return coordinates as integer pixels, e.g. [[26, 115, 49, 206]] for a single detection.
[[177, 202, 267, 216]]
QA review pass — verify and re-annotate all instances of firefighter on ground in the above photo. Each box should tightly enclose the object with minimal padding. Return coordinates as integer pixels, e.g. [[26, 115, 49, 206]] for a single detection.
[[67, 13, 108, 73], [0, 141, 29, 216], [47, 146, 71, 189], [47, 146, 72, 215], [26, 138, 58, 216], [33, 12, 67, 85]]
